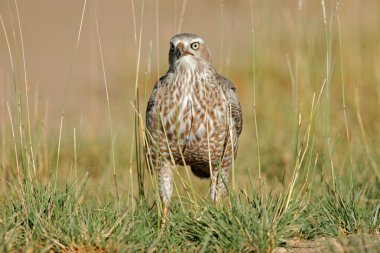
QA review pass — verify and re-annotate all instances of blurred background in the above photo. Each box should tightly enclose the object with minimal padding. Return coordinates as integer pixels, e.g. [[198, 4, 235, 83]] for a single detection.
[[1, 0, 379, 197]]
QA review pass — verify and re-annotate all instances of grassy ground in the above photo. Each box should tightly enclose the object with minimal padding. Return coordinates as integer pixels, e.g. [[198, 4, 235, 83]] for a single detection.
[[1, 0, 380, 252]]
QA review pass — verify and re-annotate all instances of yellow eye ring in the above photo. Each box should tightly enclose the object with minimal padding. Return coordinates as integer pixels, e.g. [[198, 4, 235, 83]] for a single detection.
[[191, 42, 200, 50]]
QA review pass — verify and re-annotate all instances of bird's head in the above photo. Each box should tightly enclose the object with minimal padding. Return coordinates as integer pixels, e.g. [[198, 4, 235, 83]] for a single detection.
[[168, 33, 212, 70]]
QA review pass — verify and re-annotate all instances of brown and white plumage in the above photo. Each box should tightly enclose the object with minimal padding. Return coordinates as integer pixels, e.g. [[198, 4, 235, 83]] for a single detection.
[[145, 33, 242, 207]]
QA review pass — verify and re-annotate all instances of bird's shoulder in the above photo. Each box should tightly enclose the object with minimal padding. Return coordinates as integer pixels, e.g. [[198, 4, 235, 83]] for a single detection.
[[216, 74, 236, 92], [154, 74, 170, 89], [146, 73, 173, 114], [216, 73, 243, 136]]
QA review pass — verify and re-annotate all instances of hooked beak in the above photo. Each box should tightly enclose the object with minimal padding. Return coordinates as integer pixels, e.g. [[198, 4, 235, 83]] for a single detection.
[[175, 43, 194, 58]]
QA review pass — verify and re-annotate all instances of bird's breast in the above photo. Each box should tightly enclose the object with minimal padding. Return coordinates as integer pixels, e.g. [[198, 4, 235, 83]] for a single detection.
[[158, 73, 226, 130], [152, 73, 229, 164]]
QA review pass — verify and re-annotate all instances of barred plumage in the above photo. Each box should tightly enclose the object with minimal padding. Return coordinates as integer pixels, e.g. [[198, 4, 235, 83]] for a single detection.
[[145, 33, 242, 207]]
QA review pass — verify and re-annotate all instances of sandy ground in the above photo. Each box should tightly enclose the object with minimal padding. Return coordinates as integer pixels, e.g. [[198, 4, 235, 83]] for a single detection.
[[273, 234, 380, 253]]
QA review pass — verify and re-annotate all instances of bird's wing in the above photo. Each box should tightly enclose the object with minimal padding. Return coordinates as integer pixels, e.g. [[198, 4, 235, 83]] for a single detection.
[[146, 77, 163, 128], [217, 74, 243, 136]]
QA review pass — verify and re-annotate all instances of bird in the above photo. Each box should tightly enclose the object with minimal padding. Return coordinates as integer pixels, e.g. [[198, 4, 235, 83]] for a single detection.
[[145, 33, 242, 224]]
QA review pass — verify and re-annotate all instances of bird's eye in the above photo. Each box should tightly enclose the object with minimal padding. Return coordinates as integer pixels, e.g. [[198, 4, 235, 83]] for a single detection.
[[170, 43, 175, 50], [191, 42, 200, 50]]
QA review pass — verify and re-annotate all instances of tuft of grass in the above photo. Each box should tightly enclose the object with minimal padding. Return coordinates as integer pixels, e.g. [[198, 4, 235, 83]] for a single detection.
[[2, 176, 377, 252], [0, 177, 304, 252], [301, 182, 380, 239]]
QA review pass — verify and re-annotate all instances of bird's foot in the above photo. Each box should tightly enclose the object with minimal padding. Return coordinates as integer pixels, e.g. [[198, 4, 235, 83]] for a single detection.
[[161, 203, 170, 235]]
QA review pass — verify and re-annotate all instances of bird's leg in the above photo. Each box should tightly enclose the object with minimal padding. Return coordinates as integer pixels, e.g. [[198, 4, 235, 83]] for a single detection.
[[210, 170, 218, 204], [211, 136, 235, 205], [210, 166, 229, 204], [158, 161, 173, 233], [161, 202, 170, 232]]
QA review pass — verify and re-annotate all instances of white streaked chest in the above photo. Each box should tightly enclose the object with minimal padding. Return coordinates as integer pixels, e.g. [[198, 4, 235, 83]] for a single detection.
[[156, 70, 227, 139]]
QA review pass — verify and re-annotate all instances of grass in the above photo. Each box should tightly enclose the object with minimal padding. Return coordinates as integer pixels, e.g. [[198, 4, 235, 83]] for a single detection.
[[1, 0, 380, 252], [1, 178, 378, 252]]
